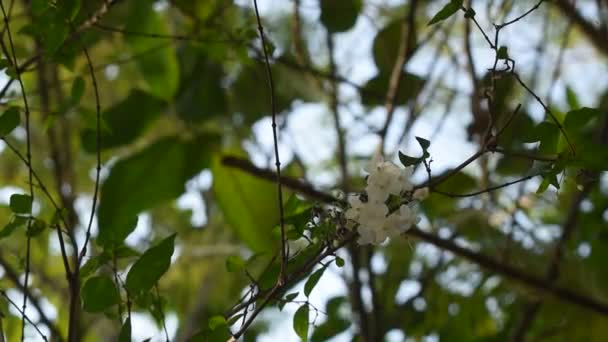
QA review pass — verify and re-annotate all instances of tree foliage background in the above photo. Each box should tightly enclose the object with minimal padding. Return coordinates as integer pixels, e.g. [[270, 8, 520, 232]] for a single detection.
[[0, 0, 608, 341]]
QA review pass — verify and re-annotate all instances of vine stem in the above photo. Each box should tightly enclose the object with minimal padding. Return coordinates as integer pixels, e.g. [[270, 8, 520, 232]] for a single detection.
[[0, 3, 34, 340], [252, 0, 288, 283]]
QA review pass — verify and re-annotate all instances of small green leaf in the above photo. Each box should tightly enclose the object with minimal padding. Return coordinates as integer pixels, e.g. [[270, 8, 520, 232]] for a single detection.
[[497, 46, 509, 60], [70, 76, 85, 105], [304, 266, 327, 297], [293, 304, 309, 341], [335, 257, 345, 268], [415, 136, 431, 151], [9, 194, 32, 215], [208, 315, 227, 331], [118, 317, 131, 342], [428, 0, 463, 25], [225, 255, 245, 273], [125, 234, 176, 298], [279, 292, 299, 311], [398, 151, 421, 167], [81, 275, 120, 312], [0, 216, 27, 239], [27, 218, 46, 237], [0, 107, 20, 136]]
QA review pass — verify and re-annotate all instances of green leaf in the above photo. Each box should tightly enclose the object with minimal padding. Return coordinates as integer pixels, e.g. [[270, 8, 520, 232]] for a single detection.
[[176, 55, 227, 123], [208, 315, 227, 331], [566, 86, 580, 109], [0, 107, 20, 136], [126, 1, 179, 100], [118, 317, 131, 342], [537, 122, 560, 155], [125, 234, 176, 298], [398, 151, 421, 167], [212, 154, 282, 252], [428, 0, 463, 25], [70, 76, 85, 105], [320, 0, 361, 33], [81, 90, 165, 152], [564, 107, 601, 130], [293, 304, 309, 341], [26, 218, 46, 237], [497, 46, 509, 60], [415, 136, 431, 151], [0, 216, 27, 240], [361, 72, 425, 107], [372, 21, 417, 74], [304, 266, 327, 297], [225, 255, 245, 273], [97, 135, 215, 247], [81, 275, 120, 312], [279, 292, 299, 311], [9, 194, 32, 215]]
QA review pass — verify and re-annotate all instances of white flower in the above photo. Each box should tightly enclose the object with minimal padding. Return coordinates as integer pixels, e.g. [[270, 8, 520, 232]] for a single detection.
[[345, 149, 424, 245], [412, 187, 429, 201]]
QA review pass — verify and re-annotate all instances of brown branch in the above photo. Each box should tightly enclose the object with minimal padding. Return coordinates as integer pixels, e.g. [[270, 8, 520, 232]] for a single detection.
[[379, 0, 419, 151], [221, 156, 339, 204], [553, 0, 608, 56], [405, 228, 608, 316], [225, 158, 608, 317]]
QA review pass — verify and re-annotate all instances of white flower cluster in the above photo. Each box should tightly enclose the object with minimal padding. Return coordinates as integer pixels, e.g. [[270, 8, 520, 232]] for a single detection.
[[345, 152, 428, 245]]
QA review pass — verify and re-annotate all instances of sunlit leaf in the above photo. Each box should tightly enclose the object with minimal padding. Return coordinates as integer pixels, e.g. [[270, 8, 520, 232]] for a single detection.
[[97, 135, 215, 247]]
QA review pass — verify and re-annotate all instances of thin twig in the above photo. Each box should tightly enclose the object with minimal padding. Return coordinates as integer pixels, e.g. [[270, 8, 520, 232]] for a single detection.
[[0, 291, 48, 342], [0, 4, 35, 339], [252, 0, 288, 284]]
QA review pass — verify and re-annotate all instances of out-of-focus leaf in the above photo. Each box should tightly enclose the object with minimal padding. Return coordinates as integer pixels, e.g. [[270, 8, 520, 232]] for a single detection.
[[70, 76, 85, 105], [176, 56, 226, 123], [304, 266, 327, 297], [428, 0, 463, 25], [125, 234, 176, 298], [211, 154, 282, 252], [0, 107, 20, 136], [372, 20, 416, 73], [361, 72, 425, 107], [564, 107, 601, 131], [320, 0, 361, 33], [26, 218, 46, 237], [0, 216, 27, 239], [9, 194, 32, 215], [293, 304, 309, 341], [81, 275, 120, 312], [208, 315, 227, 331], [126, 0, 179, 99], [97, 135, 216, 247], [118, 317, 131, 342], [225, 255, 245, 273], [566, 86, 581, 109], [311, 297, 350, 342], [81, 89, 165, 152], [230, 57, 322, 123]]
